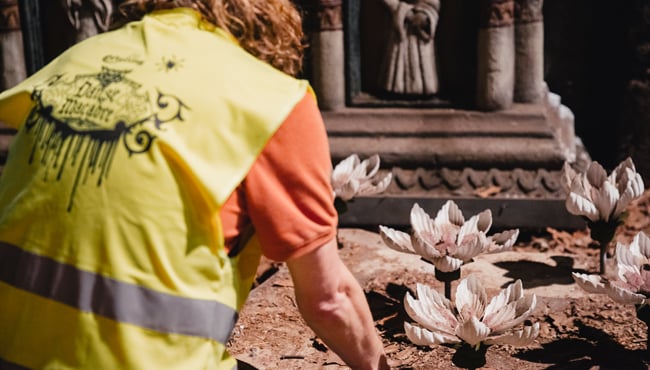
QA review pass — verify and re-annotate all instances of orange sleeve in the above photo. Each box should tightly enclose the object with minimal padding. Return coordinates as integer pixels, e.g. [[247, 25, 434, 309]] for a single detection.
[[220, 92, 338, 261]]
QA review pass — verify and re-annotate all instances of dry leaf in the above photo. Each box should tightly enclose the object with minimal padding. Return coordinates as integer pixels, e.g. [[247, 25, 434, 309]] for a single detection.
[[473, 185, 502, 198]]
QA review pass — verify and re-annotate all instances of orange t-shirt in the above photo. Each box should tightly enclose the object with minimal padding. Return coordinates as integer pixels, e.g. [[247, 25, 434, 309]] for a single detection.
[[220, 92, 338, 261]]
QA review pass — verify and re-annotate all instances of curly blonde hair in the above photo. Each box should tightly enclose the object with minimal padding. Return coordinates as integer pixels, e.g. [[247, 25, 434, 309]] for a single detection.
[[118, 0, 305, 76]]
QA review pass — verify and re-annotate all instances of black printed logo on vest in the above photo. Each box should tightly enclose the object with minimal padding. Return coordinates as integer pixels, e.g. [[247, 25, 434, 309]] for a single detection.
[[157, 55, 184, 72], [24, 66, 189, 211]]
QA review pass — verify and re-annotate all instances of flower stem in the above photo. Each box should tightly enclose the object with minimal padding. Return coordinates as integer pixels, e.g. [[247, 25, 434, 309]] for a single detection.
[[599, 244, 607, 275], [435, 269, 461, 300], [589, 221, 618, 275]]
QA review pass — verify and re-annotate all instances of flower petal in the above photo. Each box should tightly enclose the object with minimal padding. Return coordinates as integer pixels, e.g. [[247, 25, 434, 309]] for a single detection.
[[379, 225, 415, 254], [610, 157, 636, 188], [616, 241, 645, 268], [454, 233, 487, 262], [508, 294, 537, 329], [609, 158, 643, 219], [606, 284, 647, 305], [561, 161, 577, 193], [359, 154, 381, 180], [634, 232, 650, 259], [572, 272, 608, 294], [431, 256, 463, 272], [486, 229, 520, 253], [404, 284, 458, 335], [566, 191, 599, 222], [411, 203, 443, 259], [455, 275, 488, 322], [474, 209, 493, 233], [485, 282, 536, 332], [455, 316, 491, 347], [414, 283, 455, 314], [335, 179, 360, 201], [483, 280, 523, 329], [404, 322, 460, 346], [586, 161, 608, 188], [485, 323, 540, 347], [358, 172, 392, 197], [437, 200, 465, 227], [591, 179, 619, 222], [331, 154, 359, 188]]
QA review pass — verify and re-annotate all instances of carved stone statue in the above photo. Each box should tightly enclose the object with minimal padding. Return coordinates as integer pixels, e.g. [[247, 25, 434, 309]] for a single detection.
[[61, 0, 114, 43], [378, 0, 440, 96]]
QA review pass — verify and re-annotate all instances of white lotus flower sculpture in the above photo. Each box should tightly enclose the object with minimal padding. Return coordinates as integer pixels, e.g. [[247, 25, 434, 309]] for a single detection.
[[404, 275, 539, 369], [562, 157, 645, 274], [379, 201, 519, 298], [572, 232, 650, 305], [572, 231, 650, 352], [331, 154, 392, 203]]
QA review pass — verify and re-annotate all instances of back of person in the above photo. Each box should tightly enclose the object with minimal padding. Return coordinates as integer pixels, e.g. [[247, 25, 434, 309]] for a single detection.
[[0, 8, 308, 369]]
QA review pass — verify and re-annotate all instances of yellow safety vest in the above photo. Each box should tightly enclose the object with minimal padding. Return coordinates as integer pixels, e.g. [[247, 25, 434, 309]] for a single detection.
[[0, 8, 308, 370]]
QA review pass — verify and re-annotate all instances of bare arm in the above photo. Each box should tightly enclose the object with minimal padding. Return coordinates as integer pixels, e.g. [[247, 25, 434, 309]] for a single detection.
[[287, 238, 389, 370]]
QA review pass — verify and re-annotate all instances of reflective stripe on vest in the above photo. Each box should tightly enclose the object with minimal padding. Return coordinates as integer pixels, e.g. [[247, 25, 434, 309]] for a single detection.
[[0, 241, 237, 344]]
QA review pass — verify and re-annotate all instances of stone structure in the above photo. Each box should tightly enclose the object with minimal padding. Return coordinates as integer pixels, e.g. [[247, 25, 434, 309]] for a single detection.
[[61, 0, 114, 43], [301, 0, 345, 110], [3, 0, 590, 230], [378, 0, 440, 96], [477, 0, 515, 111], [304, 0, 585, 229], [0, 0, 23, 173], [0, 0, 25, 90], [514, 0, 544, 103]]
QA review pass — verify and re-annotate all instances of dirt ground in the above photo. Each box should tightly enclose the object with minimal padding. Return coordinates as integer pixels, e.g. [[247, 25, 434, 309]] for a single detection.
[[227, 190, 650, 370]]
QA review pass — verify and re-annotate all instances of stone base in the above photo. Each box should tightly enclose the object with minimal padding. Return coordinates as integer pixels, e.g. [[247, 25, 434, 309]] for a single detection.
[[324, 100, 588, 230], [338, 195, 585, 231]]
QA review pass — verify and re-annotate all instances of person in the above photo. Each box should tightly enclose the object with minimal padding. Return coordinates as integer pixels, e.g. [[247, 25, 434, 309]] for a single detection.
[[0, 1, 390, 369]]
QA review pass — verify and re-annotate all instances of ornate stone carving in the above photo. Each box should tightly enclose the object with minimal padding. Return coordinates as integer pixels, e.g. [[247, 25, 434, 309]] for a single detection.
[[515, 0, 543, 24], [0, 0, 20, 31], [378, 0, 440, 95], [479, 0, 515, 28], [300, 0, 342, 32], [61, 0, 114, 43], [389, 167, 565, 198], [317, 0, 342, 31]]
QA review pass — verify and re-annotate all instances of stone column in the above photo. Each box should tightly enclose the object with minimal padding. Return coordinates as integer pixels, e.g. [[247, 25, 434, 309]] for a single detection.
[[309, 0, 345, 111], [477, 0, 515, 111], [0, 0, 26, 89], [514, 0, 544, 102]]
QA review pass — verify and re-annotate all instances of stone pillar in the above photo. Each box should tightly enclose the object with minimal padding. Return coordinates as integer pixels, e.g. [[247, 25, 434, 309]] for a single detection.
[[0, 0, 26, 89], [309, 0, 345, 111], [514, 0, 544, 102], [477, 0, 515, 111]]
